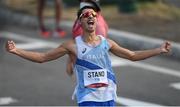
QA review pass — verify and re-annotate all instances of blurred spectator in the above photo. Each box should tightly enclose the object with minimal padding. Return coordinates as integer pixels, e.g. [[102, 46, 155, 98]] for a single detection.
[[37, 0, 66, 38]]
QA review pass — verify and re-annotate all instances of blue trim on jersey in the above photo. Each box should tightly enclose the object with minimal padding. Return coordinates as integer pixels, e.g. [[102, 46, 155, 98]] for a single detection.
[[107, 72, 116, 84], [78, 100, 115, 106], [76, 58, 116, 84], [76, 58, 101, 69]]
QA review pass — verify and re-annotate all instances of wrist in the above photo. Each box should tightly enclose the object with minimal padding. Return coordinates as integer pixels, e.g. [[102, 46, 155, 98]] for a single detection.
[[156, 48, 163, 54], [12, 48, 18, 54]]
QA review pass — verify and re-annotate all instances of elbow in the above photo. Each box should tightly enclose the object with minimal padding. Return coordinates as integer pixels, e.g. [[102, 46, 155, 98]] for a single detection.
[[129, 57, 137, 61], [128, 52, 138, 61], [38, 57, 47, 63], [130, 58, 138, 62], [33, 59, 45, 63], [36, 55, 46, 63], [37, 60, 45, 63]]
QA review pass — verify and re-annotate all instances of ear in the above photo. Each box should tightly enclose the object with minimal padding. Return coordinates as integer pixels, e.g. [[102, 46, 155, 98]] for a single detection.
[[78, 19, 82, 25]]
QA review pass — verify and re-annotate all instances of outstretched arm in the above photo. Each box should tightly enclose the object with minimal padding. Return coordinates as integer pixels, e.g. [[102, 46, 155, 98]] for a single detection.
[[108, 39, 171, 61], [6, 40, 69, 63]]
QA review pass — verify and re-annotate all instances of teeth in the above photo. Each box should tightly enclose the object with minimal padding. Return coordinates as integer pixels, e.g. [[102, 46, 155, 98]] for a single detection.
[[87, 20, 94, 25], [88, 20, 94, 22], [88, 22, 93, 25]]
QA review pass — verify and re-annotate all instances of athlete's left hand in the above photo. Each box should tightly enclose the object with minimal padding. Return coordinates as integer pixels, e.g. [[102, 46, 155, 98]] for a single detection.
[[160, 41, 171, 54]]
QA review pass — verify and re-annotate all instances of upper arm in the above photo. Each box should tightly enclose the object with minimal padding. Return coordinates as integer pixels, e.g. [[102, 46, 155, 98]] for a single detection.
[[42, 42, 70, 62], [108, 39, 135, 60]]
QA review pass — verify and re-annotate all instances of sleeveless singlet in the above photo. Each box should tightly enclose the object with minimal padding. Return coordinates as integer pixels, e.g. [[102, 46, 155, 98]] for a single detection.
[[74, 35, 117, 103]]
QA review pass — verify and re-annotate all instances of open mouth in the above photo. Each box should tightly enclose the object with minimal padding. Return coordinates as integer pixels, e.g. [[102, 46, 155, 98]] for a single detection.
[[87, 20, 95, 25]]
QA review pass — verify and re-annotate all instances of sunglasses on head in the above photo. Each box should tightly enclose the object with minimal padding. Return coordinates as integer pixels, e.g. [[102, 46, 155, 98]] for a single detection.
[[79, 11, 97, 19]]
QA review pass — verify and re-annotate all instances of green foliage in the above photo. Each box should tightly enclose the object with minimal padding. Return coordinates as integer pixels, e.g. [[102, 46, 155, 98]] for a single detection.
[[63, 0, 118, 6], [117, 0, 138, 13], [137, 0, 157, 2], [99, 0, 117, 5], [63, 0, 79, 6], [116, 0, 158, 13]]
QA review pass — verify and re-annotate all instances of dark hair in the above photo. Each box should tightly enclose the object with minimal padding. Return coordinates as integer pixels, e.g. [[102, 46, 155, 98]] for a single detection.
[[77, 6, 97, 19], [85, 0, 100, 12]]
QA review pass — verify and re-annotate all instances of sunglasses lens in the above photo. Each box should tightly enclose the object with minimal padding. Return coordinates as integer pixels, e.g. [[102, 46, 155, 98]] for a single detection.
[[83, 12, 90, 18], [81, 11, 97, 18], [92, 12, 97, 17]]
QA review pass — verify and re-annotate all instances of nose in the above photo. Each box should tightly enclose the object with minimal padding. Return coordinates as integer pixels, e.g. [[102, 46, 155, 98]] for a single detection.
[[88, 14, 94, 19]]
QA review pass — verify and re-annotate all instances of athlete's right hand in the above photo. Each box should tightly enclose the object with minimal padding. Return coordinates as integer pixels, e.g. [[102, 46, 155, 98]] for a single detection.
[[6, 40, 17, 53]]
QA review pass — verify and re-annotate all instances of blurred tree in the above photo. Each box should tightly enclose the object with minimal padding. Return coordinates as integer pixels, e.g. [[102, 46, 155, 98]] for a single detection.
[[117, 0, 164, 13], [137, 0, 157, 2], [118, 0, 138, 13], [99, 0, 117, 5], [0, 0, 7, 30], [63, 0, 79, 7], [63, 0, 118, 7]]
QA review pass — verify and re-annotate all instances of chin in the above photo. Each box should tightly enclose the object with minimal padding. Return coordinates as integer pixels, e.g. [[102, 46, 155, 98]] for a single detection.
[[88, 29, 95, 33], [86, 28, 95, 33]]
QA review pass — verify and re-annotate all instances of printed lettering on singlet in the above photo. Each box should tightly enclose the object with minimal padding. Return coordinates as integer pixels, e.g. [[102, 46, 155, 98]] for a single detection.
[[83, 69, 108, 88]]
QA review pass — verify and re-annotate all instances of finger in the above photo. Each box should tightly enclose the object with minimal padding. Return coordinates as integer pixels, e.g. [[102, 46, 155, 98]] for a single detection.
[[9, 40, 13, 44], [9, 42, 15, 47], [11, 41, 15, 46], [9, 43, 13, 48], [10, 44, 15, 48], [167, 46, 171, 52], [7, 41, 11, 44], [8, 43, 13, 49], [166, 48, 170, 52], [8, 40, 13, 43], [167, 43, 171, 47], [165, 43, 168, 49], [165, 42, 170, 48], [167, 41, 171, 47], [167, 44, 172, 50], [166, 42, 170, 47], [7, 40, 13, 45]]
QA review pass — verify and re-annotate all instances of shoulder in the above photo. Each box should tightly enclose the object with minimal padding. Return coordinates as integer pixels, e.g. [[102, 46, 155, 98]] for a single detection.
[[106, 38, 114, 48], [60, 39, 75, 50], [62, 39, 76, 49], [62, 39, 75, 46], [106, 38, 122, 49]]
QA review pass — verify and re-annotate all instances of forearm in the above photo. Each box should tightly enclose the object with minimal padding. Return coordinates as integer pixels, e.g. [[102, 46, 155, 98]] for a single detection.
[[109, 39, 171, 61], [13, 48, 45, 63], [131, 48, 162, 61], [6, 40, 71, 63]]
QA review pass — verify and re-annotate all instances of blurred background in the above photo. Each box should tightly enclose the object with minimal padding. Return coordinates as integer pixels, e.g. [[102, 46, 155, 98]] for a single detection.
[[0, 0, 180, 106], [1, 0, 180, 41]]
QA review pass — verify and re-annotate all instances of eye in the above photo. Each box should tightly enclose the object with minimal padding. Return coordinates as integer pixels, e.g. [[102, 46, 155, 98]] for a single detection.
[[80, 11, 97, 19]]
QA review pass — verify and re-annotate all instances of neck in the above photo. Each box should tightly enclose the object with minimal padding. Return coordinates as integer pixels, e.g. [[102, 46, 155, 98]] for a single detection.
[[83, 31, 97, 43]]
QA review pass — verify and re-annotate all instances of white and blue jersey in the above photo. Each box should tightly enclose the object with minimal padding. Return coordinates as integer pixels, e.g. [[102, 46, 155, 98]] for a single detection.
[[74, 35, 117, 103]]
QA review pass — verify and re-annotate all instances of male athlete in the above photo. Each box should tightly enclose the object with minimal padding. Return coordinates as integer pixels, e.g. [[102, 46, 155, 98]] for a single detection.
[[66, 0, 108, 76], [6, 6, 171, 106]]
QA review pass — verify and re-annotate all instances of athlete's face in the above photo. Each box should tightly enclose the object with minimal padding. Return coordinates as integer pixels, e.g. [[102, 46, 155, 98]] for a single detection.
[[80, 9, 97, 33]]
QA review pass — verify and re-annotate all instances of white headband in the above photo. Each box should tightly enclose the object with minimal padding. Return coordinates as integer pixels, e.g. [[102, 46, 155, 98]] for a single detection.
[[80, 2, 94, 9]]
